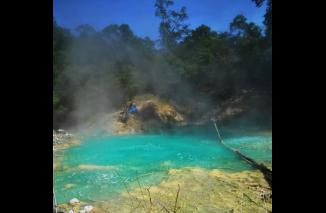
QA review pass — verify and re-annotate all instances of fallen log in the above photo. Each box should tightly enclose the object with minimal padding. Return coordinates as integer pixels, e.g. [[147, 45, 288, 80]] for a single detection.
[[235, 150, 272, 188], [212, 120, 272, 188]]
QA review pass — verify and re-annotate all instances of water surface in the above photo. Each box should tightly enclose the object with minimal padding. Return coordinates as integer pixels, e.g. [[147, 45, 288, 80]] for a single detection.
[[54, 126, 272, 203]]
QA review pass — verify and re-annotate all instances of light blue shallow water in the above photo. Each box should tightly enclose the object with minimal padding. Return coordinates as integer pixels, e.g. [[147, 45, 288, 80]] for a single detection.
[[54, 127, 272, 204]]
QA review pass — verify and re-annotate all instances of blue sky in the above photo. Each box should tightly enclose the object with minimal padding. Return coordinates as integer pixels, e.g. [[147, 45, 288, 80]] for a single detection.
[[54, 0, 266, 39]]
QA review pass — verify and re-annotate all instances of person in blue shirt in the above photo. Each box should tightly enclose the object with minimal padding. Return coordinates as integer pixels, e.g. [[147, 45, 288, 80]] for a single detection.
[[128, 102, 138, 114]]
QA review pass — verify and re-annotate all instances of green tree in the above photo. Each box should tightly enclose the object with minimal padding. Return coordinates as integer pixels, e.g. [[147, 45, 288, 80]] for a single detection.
[[230, 15, 262, 38], [229, 15, 271, 91], [252, 0, 272, 42], [155, 0, 189, 50], [176, 25, 238, 100]]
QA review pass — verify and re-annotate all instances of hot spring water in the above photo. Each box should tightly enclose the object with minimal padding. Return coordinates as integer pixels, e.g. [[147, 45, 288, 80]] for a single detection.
[[54, 126, 272, 204]]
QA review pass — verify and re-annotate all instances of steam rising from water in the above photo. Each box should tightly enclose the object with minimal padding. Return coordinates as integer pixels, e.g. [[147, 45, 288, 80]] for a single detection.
[[55, 27, 213, 129]]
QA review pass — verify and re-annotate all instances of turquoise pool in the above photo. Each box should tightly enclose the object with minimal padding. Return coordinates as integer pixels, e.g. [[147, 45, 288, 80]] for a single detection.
[[54, 125, 272, 204]]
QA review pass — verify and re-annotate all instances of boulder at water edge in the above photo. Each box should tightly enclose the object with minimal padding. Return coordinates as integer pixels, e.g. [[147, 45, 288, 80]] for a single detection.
[[69, 198, 80, 205], [84, 205, 94, 212]]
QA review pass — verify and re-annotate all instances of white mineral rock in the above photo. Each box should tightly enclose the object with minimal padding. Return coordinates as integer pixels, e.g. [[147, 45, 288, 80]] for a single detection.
[[69, 198, 80, 205], [84, 205, 94, 212]]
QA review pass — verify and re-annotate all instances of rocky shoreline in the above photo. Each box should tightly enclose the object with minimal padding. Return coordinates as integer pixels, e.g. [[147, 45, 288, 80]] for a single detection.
[[54, 130, 93, 213], [53, 129, 74, 146], [54, 198, 96, 213]]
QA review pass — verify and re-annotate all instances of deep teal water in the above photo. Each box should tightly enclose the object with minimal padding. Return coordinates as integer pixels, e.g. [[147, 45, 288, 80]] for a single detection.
[[54, 126, 272, 204]]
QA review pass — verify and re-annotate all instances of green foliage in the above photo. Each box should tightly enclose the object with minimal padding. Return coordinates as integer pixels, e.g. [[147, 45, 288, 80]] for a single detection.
[[155, 0, 189, 50], [230, 15, 262, 38], [251, 0, 272, 42], [172, 13, 271, 100]]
